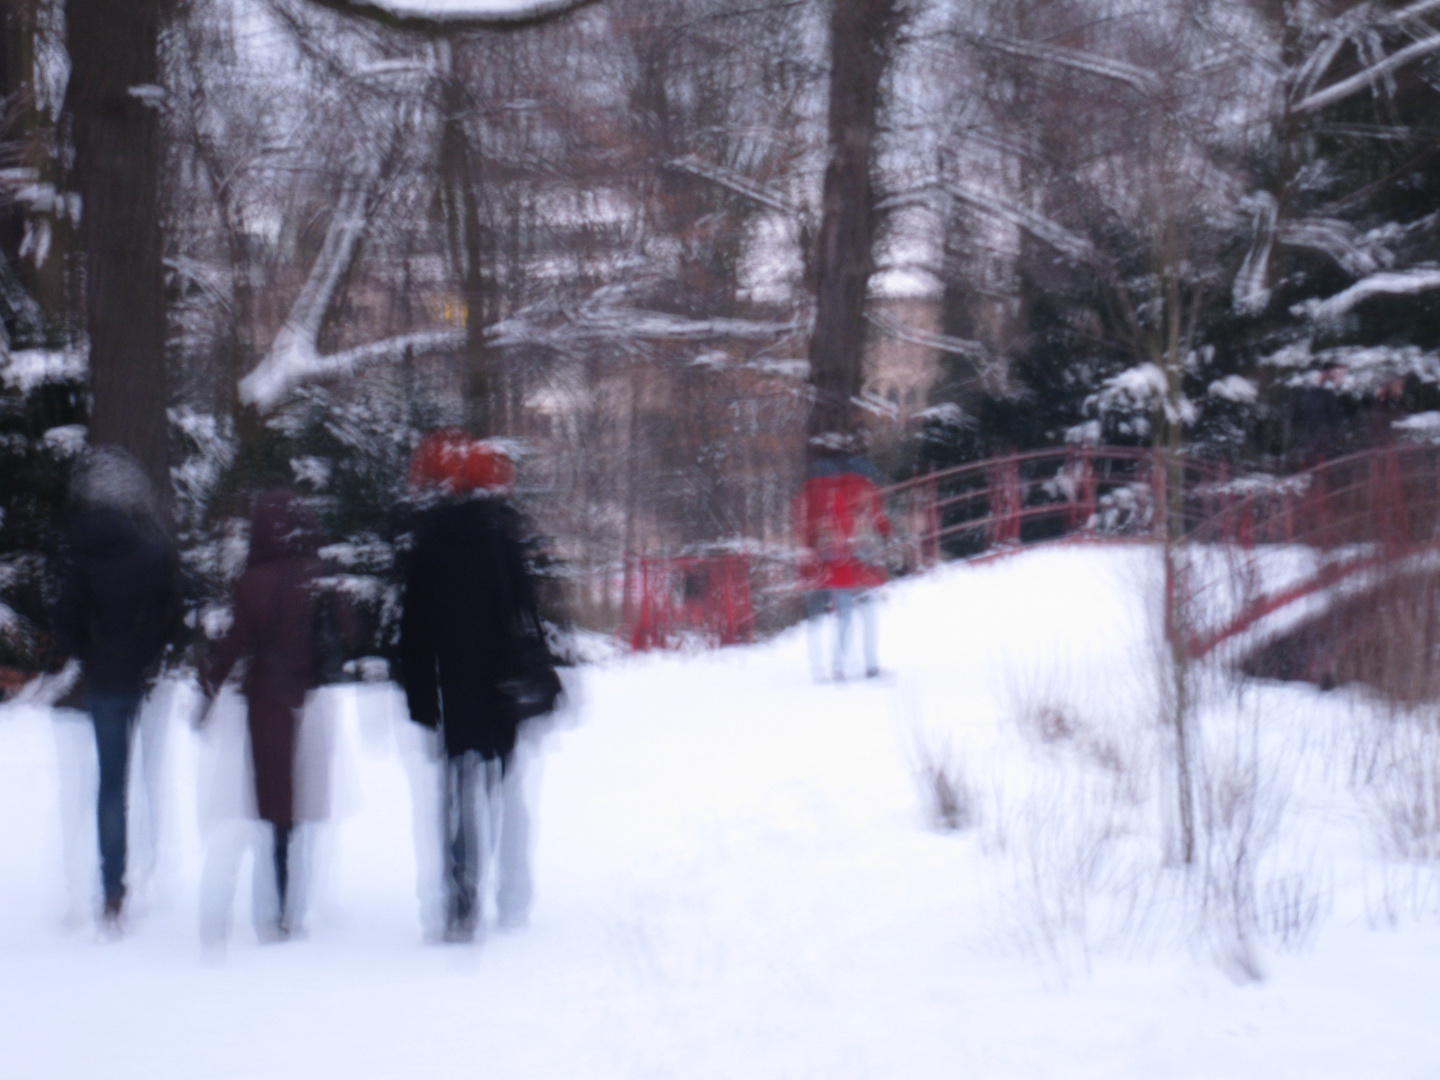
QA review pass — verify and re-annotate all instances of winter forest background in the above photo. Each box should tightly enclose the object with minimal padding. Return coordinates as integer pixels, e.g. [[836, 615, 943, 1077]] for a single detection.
[[4, 0, 1440, 672]]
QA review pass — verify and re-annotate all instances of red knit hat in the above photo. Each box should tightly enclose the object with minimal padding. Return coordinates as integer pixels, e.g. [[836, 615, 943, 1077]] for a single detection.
[[409, 428, 514, 494], [459, 440, 515, 492]]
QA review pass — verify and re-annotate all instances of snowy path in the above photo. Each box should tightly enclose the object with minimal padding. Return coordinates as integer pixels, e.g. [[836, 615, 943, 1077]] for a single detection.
[[3, 549, 1440, 1079]]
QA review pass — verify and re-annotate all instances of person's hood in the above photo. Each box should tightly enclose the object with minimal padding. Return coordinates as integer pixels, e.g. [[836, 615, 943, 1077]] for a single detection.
[[68, 505, 147, 558], [247, 490, 320, 567]]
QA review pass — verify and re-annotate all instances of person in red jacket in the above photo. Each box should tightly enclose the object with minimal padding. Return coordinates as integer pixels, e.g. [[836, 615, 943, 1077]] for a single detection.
[[795, 451, 892, 680]]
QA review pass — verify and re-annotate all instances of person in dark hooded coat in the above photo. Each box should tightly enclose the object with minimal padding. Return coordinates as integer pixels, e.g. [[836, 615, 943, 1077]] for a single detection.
[[200, 489, 324, 937], [401, 429, 556, 942], [54, 447, 180, 929]]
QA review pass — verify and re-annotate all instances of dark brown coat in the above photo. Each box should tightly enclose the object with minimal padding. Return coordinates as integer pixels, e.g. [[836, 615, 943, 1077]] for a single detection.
[[203, 491, 322, 827]]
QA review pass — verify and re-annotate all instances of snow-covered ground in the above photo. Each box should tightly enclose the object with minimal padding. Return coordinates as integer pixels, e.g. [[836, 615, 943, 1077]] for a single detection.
[[4, 547, 1440, 1079]]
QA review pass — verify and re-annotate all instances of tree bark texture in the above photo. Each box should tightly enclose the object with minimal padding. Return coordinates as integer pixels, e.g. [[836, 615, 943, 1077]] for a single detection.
[[65, 0, 170, 496], [439, 62, 500, 436], [806, 0, 897, 448]]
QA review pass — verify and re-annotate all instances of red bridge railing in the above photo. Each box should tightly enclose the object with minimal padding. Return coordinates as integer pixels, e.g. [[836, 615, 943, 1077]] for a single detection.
[[883, 442, 1440, 660], [882, 446, 1198, 568]]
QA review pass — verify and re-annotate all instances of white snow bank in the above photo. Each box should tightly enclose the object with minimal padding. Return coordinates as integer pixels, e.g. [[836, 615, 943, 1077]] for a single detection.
[[3, 549, 1440, 1078]]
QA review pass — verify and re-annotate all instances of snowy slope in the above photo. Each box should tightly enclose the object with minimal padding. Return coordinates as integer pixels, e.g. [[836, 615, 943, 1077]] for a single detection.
[[2, 547, 1439, 1079]]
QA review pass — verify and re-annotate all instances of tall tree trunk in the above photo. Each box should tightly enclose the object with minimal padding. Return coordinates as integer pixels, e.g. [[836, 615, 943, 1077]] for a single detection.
[[65, 0, 169, 496], [805, 0, 897, 452], [438, 45, 498, 436]]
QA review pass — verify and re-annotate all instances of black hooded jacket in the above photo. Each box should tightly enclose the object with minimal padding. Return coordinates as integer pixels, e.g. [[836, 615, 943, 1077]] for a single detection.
[[400, 497, 541, 761], [54, 506, 179, 696]]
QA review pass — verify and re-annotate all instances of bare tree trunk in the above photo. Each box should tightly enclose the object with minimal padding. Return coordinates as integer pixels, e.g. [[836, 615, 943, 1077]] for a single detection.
[[1160, 225, 1196, 866], [1163, 450, 1196, 866], [65, 0, 169, 496], [806, 0, 898, 450], [438, 45, 498, 435]]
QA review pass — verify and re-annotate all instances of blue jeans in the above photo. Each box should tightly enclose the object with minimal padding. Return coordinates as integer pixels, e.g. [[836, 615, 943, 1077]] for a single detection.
[[89, 692, 142, 903], [806, 589, 879, 679], [444, 751, 504, 935], [441, 748, 534, 937]]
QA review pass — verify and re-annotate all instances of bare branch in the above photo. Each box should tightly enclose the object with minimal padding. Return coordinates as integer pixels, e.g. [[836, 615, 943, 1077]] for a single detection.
[[944, 181, 1098, 264], [975, 35, 1160, 93], [866, 309, 1008, 391], [865, 309, 984, 358], [665, 155, 796, 216]]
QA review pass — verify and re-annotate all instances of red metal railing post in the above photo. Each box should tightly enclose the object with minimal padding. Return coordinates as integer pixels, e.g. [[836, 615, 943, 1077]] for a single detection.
[[1080, 445, 1097, 534], [988, 454, 1021, 548], [622, 555, 634, 647]]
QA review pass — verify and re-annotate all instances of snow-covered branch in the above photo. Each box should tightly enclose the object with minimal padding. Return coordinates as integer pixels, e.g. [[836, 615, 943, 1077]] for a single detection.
[[1235, 195, 1401, 313], [239, 180, 376, 411], [241, 330, 467, 411], [244, 256, 800, 409], [1393, 0, 1440, 25], [302, 0, 597, 33], [288, 184, 368, 347], [975, 35, 1159, 93], [944, 182, 1097, 264], [1278, 218, 1388, 276], [1293, 268, 1440, 321], [864, 309, 982, 358], [1293, 30, 1440, 113], [487, 303, 800, 350], [1233, 193, 1277, 315]]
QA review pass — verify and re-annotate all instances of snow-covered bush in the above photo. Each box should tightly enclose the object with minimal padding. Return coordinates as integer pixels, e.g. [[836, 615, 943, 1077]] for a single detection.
[[0, 348, 87, 676], [985, 639, 1328, 982]]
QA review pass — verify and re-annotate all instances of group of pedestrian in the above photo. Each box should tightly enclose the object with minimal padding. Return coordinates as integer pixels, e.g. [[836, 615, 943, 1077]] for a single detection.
[[52, 428, 890, 945], [54, 429, 559, 946]]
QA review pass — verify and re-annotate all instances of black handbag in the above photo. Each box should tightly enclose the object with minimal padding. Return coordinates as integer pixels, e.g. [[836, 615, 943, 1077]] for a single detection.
[[497, 638, 563, 722], [491, 523, 563, 723]]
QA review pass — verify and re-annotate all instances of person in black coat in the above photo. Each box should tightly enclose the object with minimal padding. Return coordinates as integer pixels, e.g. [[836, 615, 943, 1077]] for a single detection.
[[53, 447, 179, 928], [400, 430, 556, 942]]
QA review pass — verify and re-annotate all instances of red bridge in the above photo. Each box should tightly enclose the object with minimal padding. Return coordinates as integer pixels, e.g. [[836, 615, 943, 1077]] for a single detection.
[[881, 443, 1440, 660]]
